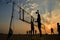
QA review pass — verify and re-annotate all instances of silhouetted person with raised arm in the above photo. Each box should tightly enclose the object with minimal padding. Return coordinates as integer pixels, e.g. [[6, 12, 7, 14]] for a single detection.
[[57, 23, 60, 35], [31, 16, 34, 35], [35, 10, 42, 36]]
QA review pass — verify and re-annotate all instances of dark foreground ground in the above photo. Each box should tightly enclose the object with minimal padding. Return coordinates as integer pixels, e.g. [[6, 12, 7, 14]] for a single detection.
[[0, 33, 60, 40]]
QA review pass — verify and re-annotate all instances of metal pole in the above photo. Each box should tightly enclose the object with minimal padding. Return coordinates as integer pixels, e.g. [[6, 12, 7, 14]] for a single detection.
[[7, 2, 15, 39], [9, 1, 15, 30], [19, 7, 21, 19], [22, 9, 24, 21]]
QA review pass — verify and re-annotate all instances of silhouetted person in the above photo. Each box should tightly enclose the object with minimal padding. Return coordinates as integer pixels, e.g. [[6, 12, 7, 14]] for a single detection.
[[35, 30, 37, 34], [51, 28, 54, 35], [57, 23, 60, 35], [7, 28, 13, 40], [31, 16, 34, 35], [26, 31, 28, 34], [26, 30, 32, 34], [35, 10, 42, 36]]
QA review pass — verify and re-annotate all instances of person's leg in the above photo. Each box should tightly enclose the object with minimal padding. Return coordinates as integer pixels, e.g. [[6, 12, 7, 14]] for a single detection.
[[38, 27, 42, 36], [40, 28, 42, 35], [33, 29, 34, 35], [59, 30, 60, 35], [31, 30, 32, 34]]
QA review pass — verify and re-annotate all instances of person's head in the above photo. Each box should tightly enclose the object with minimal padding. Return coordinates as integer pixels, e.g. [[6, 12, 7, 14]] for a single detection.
[[37, 10, 39, 12], [36, 10, 39, 14], [57, 23, 59, 25]]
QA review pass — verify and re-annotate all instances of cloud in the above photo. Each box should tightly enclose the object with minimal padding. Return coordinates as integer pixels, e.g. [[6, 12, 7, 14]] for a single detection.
[[25, 8, 30, 12], [59, 2, 60, 6], [51, 9, 60, 23], [15, 0, 60, 34], [42, 8, 60, 23], [26, 0, 31, 2], [30, 10, 37, 15], [29, 3, 39, 9]]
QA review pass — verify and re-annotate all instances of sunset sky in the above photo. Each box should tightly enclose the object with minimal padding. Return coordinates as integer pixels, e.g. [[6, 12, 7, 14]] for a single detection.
[[0, 0, 60, 34]]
